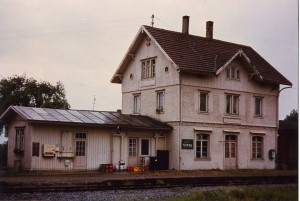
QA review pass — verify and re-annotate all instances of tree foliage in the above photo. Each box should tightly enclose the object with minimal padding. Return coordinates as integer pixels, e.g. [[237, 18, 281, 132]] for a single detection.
[[283, 109, 298, 122], [0, 75, 70, 115]]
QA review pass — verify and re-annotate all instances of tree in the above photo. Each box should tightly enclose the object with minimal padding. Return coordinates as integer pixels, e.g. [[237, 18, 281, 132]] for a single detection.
[[283, 109, 298, 122], [0, 74, 70, 115]]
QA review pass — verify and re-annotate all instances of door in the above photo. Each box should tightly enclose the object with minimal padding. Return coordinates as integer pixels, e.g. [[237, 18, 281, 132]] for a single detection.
[[224, 135, 237, 169], [74, 133, 87, 169], [128, 138, 138, 166]]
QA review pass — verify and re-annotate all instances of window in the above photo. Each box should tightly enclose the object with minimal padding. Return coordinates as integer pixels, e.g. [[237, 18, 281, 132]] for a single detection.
[[156, 91, 164, 113], [226, 67, 240, 80], [75, 133, 86, 156], [226, 94, 239, 115], [32, 142, 40, 157], [196, 134, 209, 159], [129, 138, 137, 157], [254, 97, 263, 116], [15, 128, 24, 151], [141, 139, 150, 156], [133, 94, 141, 114], [252, 136, 263, 159], [199, 91, 208, 112], [141, 58, 156, 79]]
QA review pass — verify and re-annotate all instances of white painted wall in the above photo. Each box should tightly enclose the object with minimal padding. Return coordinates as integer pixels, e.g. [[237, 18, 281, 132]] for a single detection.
[[119, 34, 279, 170]]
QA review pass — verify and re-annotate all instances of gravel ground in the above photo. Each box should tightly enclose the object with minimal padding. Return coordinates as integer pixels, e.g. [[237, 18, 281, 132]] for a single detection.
[[0, 184, 296, 201]]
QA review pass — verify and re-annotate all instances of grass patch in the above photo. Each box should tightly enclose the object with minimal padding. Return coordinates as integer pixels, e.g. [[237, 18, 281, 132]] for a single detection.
[[160, 185, 298, 201]]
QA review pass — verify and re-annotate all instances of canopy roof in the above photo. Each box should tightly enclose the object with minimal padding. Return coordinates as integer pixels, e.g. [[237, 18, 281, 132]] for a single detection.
[[0, 106, 172, 131]]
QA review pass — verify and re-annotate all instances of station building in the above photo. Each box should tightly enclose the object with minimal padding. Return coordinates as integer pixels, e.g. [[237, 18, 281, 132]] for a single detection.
[[0, 16, 291, 171]]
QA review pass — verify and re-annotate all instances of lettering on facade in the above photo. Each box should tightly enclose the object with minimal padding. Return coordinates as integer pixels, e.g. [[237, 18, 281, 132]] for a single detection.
[[181, 139, 193, 149]]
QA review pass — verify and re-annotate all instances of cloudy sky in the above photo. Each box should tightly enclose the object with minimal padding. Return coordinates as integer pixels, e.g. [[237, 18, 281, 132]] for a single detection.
[[0, 0, 298, 120]]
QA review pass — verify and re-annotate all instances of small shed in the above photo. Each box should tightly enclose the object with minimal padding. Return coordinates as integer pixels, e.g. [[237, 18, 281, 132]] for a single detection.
[[0, 106, 172, 171], [277, 120, 298, 169]]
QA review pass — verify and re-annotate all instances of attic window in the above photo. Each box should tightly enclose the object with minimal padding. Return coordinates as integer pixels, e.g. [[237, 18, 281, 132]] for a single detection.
[[165, 67, 169, 73], [226, 67, 240, 80], [141, 58, 156, 79], [130, 74, 134, 80]]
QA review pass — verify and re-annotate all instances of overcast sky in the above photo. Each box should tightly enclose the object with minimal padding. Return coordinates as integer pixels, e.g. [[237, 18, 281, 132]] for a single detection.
[[0, 0, 298, 120]]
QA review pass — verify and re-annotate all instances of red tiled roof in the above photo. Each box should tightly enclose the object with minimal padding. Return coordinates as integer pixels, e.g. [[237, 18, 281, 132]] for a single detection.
[[143, 25, 292, 86]]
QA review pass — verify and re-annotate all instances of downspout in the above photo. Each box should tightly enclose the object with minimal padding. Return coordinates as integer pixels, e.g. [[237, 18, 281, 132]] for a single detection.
[[276, 86, 292, 154], [178, 70, 182, 170]]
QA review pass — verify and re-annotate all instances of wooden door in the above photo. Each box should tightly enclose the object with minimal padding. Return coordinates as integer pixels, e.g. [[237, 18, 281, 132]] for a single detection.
[[224, 135, 237, 169], [74, 133, 87, 169], [128, 137, 138, 166]]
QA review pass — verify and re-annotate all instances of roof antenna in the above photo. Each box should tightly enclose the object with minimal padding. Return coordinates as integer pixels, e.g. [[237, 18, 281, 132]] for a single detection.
[[93, 94, 96, 111], [151, 14, 154, 27]]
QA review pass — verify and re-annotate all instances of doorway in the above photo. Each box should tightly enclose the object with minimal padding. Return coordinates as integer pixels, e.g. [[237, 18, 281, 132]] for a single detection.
[[74, 133, 87, 169], [224, 135, 237, 169], [128, 137, 138, 166]]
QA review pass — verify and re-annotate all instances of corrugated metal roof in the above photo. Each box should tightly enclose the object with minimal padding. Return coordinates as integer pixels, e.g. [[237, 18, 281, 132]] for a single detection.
[[1, 106, 172, 130]]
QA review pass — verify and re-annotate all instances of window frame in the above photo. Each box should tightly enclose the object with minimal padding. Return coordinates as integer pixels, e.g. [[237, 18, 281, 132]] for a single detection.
[[15, 127, 25, 152], [254, 96, 263, 117], [133, 94, 141, 114], [199, 91, 209, 113], [140, 138, 150, 156], [226, 66, 240, 80], [225, 94, 239, 115], [156, 90, 164, 113], [251, 135, 264, 160], [75, 132, 86, 157], [129, 138, 138, 157], [195, 133, 210, 160], [141, 58, 156, 79]]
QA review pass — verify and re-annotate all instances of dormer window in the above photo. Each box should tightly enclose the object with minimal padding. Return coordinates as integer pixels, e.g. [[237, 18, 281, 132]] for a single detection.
[[226, 67, 240, 80], [141, 58, 156, 79]]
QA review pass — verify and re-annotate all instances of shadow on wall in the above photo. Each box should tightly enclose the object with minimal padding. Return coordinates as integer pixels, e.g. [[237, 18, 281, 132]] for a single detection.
[[0, 142, 7, 168]]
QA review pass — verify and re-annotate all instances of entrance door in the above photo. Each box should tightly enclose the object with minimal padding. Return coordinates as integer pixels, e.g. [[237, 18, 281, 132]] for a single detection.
[[224, 135, 237, 169], [74, 133, 87, 169], [128, 138, 138, 166]]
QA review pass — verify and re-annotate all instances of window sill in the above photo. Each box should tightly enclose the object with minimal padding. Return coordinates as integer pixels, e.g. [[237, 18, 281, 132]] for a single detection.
[[199, 111, 209, 114], [14, 149, 24, 155], [254, 115, 263, 119], [141, 77, 155, 80], [224, 113, 240, 117], [226, 78, 240, 82], [156, 110, 164, 114], [194, 157, 211, 161], [251, 158, 264, 161]]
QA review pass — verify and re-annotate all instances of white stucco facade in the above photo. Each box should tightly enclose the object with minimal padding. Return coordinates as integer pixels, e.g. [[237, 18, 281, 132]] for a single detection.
[[120, 33, 279, 170]]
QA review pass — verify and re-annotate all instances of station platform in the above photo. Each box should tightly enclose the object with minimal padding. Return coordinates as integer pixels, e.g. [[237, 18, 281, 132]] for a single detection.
[[0, 169, 297, 193]]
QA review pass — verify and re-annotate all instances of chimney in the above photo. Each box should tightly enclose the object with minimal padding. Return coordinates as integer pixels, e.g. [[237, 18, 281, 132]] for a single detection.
[[182, 16, 190, 34], [206, 21, 213, 39]]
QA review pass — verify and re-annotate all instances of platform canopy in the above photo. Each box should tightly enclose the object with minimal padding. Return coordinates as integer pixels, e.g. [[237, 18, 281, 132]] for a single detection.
[[0, 106, 172, 131]]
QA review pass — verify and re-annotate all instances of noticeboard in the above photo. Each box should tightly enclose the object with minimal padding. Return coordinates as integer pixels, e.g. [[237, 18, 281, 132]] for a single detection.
[[181, 139, 193, 149]]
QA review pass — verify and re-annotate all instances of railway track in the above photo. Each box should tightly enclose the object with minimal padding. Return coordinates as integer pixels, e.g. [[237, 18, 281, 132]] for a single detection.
[[0, 174, 297, 193]]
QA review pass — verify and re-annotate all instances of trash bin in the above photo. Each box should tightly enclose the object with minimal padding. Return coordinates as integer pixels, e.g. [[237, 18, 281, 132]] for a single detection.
[[157, 150, 169, 170], [149, 156, 158, 170]]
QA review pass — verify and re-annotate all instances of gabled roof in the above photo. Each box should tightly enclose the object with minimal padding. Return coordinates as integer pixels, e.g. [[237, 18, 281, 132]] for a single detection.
[[0, 106, 172, 131], [111, 25, 292, 86]]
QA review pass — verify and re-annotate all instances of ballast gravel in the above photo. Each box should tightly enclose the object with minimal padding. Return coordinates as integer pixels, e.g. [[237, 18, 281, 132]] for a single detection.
[[0, 184, 295, 201]]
